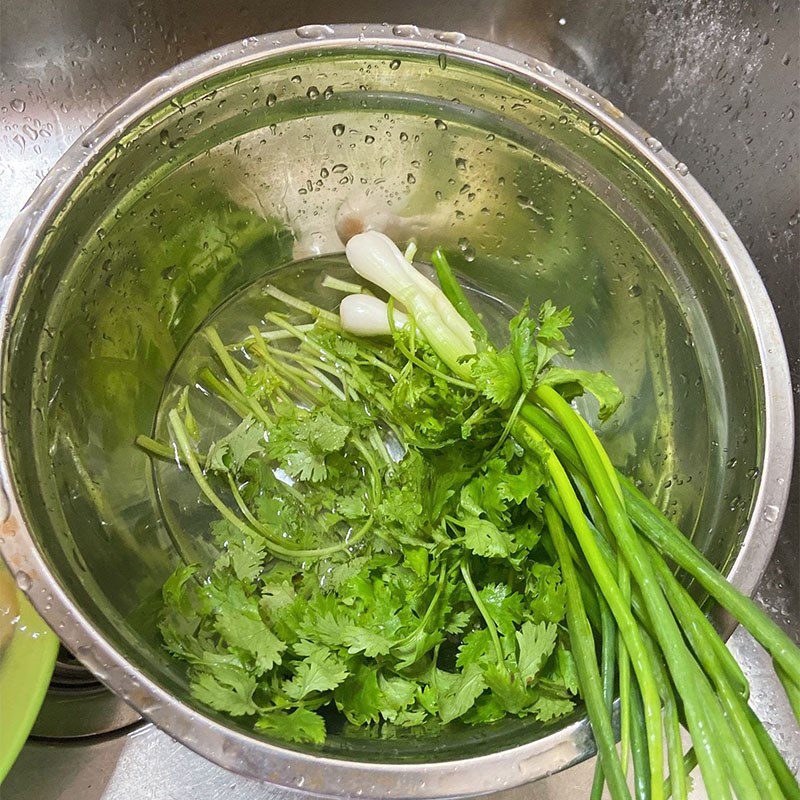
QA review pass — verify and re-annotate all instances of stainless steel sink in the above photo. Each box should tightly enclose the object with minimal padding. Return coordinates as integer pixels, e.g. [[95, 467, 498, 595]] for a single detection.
[[1, 1, 797, 797]]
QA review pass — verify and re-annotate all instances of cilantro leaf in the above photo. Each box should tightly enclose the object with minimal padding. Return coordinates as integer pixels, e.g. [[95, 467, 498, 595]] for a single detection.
[[334, 665, 383, 725], [482, 663, 531, 715], [516, 621, 558, 685], [527, 563, 568, 624], [438, 663, 487, 724], [256, 708, 326, 744], [462, 516, 515, 558], [342, 624, 394, 657], [531, 695, 575, 722], [190, 663, 258, 716], [206, 416, 266, 473], [284, 649, 350, 700], [471, 349, 520, 408], [539, 366, 624, 421], [456, 628, 494, 669], [509, 301, 539, 393], [214, 601, 285, 674]]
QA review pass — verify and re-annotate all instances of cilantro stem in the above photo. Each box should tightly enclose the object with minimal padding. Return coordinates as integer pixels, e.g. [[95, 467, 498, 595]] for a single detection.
[[135, 434, 181, 463], [459, 560, 504, 665], [321, 274, 365, 294], [268, 347, 348, 402], [205, 327, 272, 426], [393, 336, 476, 389], [197, 367, 254, 420], [264, 284, 340, 325]]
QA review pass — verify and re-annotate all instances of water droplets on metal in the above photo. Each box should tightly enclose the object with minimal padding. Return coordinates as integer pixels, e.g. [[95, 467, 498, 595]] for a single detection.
[[391, 24, 419, 37], [331, 123, 345, 137], [295, 24, 333, 40], [763, 505, 779, 523], [389, 59, 401, 71], [15, 570, 32, 592], [675, 162, 689, 176], [433, 31, 466, 45]]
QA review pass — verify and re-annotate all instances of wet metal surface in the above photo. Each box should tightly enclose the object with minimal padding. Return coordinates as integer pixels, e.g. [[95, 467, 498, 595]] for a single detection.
[[1, 0, 797, 797]]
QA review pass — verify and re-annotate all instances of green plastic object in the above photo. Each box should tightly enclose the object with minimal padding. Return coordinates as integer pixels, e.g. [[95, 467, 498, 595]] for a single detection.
[[0, 590, 58, 783]]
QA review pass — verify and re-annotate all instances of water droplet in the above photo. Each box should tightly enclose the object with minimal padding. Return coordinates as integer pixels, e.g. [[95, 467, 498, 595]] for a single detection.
[[782, 52, 791, 66], [588, 121, 601, 135], [10, 98, 25, 113], [290, 74, 302, 84], [399, 131, 408, 142], [763, 505, 779, 523], [105, 172, 118, 189], [295, 24, 334, 39], [645, 136, 662, 152], [159, 129, 170, 147], [558, 114, 569, 124], [331, 163, 348, 173], [15, 571, 32, 592], [438, 53, 448, 70], [746, 467, 760, 480], [407, 173, 416, 184], [558, 17, 566, 25], [389, 59, 401, 71], [332, 123, 345, 137], [455, 157, 467, 170], [627, 284, 643, 298], [323, 85, 334, 100], [391, 24, 419, 37], [306, 86, 320, 99], [266, 93, 277, 107], [726, 457, 738, 468], [434, 31, 466, 45], [675, 162, 689, 176], [434, 119, 448, 131]]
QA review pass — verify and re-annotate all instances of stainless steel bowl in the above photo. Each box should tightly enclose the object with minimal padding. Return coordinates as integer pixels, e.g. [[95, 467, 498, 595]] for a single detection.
[[0, 24, 793, 798]]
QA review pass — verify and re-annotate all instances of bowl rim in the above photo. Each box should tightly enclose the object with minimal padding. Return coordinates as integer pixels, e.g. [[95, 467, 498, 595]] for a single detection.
[[0, 23, 793, 798]]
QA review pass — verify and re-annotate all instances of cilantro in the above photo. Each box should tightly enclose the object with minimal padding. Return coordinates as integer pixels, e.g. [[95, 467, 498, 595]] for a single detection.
[[190, 663, 258, 716], [462, 516, 516, 558], [539, 366, 624, 421], [256, 708, 326, 744], [284, 650, 350, 700], [206, 416, 266, 473], [531, 695, 575, 722], [516, 621, 558, 684], [437, 663, 487, 724], [151, 289, 583, 748]]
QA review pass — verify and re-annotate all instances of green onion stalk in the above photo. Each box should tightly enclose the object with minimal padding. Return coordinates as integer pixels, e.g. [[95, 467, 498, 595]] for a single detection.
[[342, 230, 800, 800]]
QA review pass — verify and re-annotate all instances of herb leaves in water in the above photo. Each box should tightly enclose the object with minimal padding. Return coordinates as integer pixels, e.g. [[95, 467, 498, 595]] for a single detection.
[[146, 283, 580, 745]]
